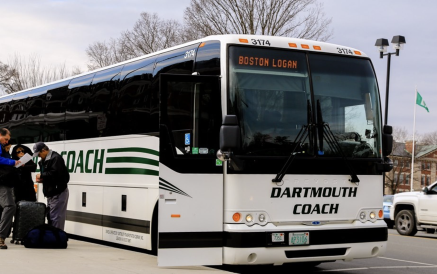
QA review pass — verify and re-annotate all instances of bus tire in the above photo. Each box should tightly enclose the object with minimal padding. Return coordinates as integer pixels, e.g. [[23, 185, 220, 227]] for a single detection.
[[395, 210, 417, 236], [151, 202, 158, 255]]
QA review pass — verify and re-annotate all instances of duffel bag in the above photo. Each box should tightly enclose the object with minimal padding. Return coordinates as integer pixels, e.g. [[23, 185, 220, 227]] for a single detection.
[[23, 224, 68, 249]]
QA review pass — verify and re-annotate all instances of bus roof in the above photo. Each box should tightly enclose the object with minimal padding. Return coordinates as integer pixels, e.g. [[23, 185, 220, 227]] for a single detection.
[[1, 34, 367, 100]]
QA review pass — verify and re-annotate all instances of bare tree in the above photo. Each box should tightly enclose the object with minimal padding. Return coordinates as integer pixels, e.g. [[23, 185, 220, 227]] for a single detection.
[[86, 39, 127, 71], [86, 12, 184, 70], [122, 13, 183, 57], [0, 62, 18, 87], [184, 0, 332, 41], [384, 127, 424, 194], [87, 1, 333, 69], [421, 131, 437, 145], [0, 54, 79, 94]]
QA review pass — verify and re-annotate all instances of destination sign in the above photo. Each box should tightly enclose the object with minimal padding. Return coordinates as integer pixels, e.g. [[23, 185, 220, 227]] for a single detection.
[[237, 55, 298, 69]]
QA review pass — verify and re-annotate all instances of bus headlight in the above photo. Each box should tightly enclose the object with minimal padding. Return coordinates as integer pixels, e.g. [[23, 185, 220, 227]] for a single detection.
[[246, 214, 253, 223], [358, 209, 383, 223], [259, 214, 265, 222]]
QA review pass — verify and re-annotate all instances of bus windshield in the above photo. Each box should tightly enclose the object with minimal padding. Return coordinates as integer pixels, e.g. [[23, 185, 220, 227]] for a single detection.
[[228, 46, 382, 158]]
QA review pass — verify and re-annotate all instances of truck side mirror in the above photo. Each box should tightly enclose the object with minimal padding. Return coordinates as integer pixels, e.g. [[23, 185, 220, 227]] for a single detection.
[[219, 115, 240, 151], [382, 125, 393, 157], [423, 187, 429, 194]]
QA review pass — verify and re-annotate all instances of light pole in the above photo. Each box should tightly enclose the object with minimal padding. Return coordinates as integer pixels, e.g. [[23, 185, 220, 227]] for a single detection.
[[375, 35, 406, 195], [375, 35, 406, 125]]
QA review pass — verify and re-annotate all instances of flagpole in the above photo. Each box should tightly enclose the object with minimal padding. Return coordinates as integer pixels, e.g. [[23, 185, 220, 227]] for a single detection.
[[410, 87, 417, 192]]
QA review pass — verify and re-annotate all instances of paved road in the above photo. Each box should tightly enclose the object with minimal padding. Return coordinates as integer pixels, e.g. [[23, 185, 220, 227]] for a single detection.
[[2, 229, 436, 273], [214, 229, 437, 273]]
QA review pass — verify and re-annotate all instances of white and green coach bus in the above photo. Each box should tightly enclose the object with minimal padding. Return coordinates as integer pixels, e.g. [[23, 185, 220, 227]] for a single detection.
[[0, 34, 393, 267]]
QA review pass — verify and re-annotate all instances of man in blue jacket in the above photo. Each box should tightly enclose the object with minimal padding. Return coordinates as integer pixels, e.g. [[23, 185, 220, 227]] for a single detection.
[[0, 128, 20, 249]]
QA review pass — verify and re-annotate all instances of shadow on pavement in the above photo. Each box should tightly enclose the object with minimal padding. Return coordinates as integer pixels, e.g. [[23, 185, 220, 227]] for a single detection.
[[211, 263, 324, 274]]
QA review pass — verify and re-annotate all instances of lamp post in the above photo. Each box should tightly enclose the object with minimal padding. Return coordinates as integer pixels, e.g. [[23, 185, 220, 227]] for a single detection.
[[375, 35, 406, 125], [375, 36, 406, 195]]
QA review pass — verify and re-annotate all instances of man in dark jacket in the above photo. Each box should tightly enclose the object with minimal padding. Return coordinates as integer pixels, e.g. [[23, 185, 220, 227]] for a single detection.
[[0, 128, 20, 249], [34, 142, 69, 230]]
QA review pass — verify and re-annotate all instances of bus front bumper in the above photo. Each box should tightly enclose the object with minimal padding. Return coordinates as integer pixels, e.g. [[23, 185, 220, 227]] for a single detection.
[[223, 220, 387, 265]]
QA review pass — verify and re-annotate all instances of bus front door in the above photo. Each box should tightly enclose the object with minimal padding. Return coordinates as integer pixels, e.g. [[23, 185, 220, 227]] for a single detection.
[[158, 74, 223, 266]]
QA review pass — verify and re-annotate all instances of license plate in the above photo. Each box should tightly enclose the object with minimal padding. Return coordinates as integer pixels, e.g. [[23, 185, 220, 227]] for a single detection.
[[289, 232, 309, 245], [272, 233, 285, 242]]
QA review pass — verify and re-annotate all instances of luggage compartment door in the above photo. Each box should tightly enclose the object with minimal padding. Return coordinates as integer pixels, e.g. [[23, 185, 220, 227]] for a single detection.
[[158, 74, 223, 266]]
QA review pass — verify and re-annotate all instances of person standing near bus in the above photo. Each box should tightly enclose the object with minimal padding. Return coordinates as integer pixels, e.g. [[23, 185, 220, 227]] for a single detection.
[[0, 128, 20, 249], [34, 142, 70, 230], [12, 144, 37, 202]]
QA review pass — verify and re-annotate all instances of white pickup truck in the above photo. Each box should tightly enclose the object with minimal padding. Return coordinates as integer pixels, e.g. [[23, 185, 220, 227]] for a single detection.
[[390, 181, 437, 236]]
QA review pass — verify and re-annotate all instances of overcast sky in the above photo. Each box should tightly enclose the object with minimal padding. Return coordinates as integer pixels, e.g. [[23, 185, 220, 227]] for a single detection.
[[0, 0, 436, 137]]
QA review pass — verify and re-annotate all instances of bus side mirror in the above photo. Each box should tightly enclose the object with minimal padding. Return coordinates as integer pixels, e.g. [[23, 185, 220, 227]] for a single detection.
[[219, 115, 240, 152], [382, 125, 393, 157]]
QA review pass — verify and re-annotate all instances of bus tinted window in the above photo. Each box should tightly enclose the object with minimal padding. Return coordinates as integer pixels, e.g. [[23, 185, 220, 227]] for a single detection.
[[66, 74, 96, 140], [151, 45, 198, 133], [92, 66, 123, 85], [110, 62, 154, 135], [308, 54, 381, 158], [194, 40, 220, 75], [45, 85, 68, 141], [88, 66, 123, 138]]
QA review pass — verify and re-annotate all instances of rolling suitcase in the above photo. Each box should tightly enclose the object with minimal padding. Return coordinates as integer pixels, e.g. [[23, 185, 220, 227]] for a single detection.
[[11, 201, 46, 244]]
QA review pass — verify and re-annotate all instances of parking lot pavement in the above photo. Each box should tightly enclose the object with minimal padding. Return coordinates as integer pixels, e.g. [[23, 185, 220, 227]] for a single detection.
[[3, 229, 437, 274], [1, 238, 231, 274], [214, 229, 437, 274]]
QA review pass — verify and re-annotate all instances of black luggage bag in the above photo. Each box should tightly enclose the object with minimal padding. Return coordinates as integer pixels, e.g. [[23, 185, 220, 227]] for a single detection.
[[12, 201, 46, 244]]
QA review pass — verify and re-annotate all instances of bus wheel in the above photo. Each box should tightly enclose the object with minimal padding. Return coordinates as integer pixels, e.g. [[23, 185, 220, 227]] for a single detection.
[[395, 210, 417, 236], [151, 202, 158, 255]]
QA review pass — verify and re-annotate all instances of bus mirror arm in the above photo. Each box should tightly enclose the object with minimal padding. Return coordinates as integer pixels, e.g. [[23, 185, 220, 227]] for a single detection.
[[376, 157, 393, 172]]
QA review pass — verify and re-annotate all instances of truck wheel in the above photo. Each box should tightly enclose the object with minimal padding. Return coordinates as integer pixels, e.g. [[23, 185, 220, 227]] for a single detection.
[[395, 210, 417, 236]]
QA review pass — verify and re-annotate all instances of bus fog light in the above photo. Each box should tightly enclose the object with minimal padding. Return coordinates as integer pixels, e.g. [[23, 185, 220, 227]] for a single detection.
[[259, 214, 265, 222], [359, 211, 366, 222], [246, 214, 253, 223]]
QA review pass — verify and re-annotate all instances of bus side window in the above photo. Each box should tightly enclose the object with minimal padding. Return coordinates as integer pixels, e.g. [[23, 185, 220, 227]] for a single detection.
[[8, 98, 28, 144], [89, 65, 124, 138], [44, 81, 70, 142], [151, 44, 198, 134], [65, 73, 95, 140], [164, 80, 221, 157], [113, 60, 154, 136], [194, 40, 221, 76]]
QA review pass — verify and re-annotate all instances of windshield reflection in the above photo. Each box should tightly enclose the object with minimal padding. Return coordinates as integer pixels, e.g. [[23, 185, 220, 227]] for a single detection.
[[228, 46, 381, 158]]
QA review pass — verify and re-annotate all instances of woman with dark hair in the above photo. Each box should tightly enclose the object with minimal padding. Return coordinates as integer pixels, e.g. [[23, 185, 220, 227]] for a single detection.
[[11, 144, 37, 202]]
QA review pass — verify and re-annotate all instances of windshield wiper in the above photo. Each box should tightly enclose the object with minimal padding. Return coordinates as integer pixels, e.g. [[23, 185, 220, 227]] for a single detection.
[[272, 100, 314, 183], [316, 100, 360, 184]]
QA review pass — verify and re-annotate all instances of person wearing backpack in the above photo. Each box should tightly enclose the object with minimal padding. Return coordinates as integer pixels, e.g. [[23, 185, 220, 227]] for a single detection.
[[33, 142, 70, 230]]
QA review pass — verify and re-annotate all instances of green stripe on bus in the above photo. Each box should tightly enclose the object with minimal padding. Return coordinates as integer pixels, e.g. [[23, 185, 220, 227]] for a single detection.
[[107, 147, 159, 156], [105, 168, 159, 176], [106, 157, 159, 166]]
